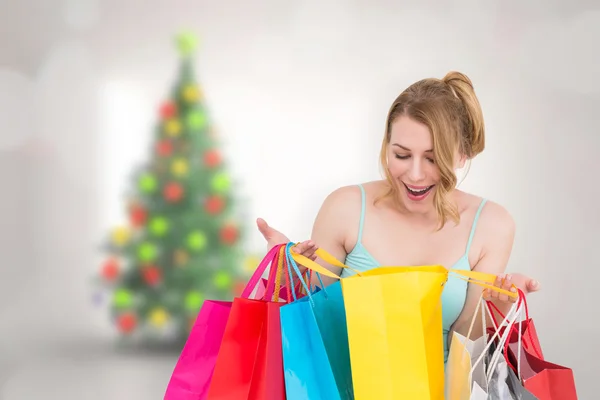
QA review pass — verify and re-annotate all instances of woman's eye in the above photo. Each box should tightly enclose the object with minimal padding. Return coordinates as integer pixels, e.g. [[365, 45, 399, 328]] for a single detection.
[[427, 158, 435, 164], [395, 154, 410, 160]]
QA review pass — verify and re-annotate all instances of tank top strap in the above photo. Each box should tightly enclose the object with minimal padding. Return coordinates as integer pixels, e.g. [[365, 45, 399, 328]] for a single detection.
[[465, 198, 488, 255], [357, 184, 367, 243]]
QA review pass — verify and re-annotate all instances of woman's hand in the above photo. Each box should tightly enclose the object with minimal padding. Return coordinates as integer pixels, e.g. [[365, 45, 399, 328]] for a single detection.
[[256, 218, 318, 262], [483, 273, 541, 303]]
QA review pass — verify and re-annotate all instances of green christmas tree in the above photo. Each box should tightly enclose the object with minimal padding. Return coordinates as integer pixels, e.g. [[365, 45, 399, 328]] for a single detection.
[[97, 32, 247, 343]]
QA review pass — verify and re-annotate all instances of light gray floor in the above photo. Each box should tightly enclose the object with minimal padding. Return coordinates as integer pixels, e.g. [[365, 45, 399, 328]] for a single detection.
[[0, 336, 179, 400]]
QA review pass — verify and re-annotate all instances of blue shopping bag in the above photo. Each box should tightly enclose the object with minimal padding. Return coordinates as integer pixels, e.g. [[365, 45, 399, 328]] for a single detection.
[[279, 243, 354, 400]]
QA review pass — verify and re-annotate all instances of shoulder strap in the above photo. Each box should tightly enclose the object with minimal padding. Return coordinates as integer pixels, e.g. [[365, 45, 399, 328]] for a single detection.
[[357, 184, 366, 243], [465, 198, 487, 255]]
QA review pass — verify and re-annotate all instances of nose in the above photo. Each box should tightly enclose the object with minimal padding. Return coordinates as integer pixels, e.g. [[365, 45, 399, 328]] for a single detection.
[[408, 159, 426, 182]]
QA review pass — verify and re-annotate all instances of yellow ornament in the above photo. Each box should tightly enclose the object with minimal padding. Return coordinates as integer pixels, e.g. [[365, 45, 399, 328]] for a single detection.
[[165, 119, 182, 137], [148, 307, 169, 328], [174, 249, 189, 266], [111, 226, 131, 247], [244, 254, 261, 273], [171, 158, 189, 177], [182, 85, 200, 102]]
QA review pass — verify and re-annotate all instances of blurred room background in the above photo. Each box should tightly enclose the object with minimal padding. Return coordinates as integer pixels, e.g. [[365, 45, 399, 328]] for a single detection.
[[0, 0, 598, 398]]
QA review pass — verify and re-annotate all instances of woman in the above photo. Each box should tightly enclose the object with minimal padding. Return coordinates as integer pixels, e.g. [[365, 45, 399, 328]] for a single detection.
[[257, 71, 540, 362]]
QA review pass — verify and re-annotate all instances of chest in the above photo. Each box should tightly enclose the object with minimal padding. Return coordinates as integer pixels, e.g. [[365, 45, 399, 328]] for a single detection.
[[351, 209, 477, 269]]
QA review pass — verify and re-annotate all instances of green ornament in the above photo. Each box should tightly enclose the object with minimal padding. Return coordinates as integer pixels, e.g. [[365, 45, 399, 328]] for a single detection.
[[138, 173, 157, 193], [187, 110, 207, 130], [187, 231, 207, 251], [113, 289, 133, 309], [149, 217, 169, 236], [211, 173, 231, 193], [185, 291, 204, 311], [138, 242, 158, 262], [213, 271, 232, 290], [176, 31, 198, 56]]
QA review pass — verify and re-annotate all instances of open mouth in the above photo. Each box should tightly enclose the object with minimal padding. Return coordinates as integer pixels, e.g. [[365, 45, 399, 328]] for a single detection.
[[403, 183, 434, 198]]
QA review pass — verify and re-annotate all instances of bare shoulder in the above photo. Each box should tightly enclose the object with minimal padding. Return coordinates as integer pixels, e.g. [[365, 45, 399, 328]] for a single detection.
[[471, 197, 516, 256], [479, 199, 516, 237], [313, 181, 379, 243]]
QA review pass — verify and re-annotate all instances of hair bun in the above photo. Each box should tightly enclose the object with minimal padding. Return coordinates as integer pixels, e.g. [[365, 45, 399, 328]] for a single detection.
[[442, 71, 485, 157]]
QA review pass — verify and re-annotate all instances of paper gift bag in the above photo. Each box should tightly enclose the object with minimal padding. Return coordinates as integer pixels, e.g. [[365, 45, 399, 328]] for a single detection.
[[164, 300, 232, 400], [206, 244, 290, 400], [505, 362, 538, 400], [280, 243, 354, 400], [164, 244, 285, 400], [290, 249, 518, 400], [508, 342, 577, 400], [446, 291, 525, 400], [486, 300, 544, 362], [487, 292, 577, 400]]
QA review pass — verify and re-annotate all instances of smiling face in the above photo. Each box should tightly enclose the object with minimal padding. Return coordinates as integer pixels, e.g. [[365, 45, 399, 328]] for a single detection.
[[378, 73, 485, 227], [386, 115, 465, 214]]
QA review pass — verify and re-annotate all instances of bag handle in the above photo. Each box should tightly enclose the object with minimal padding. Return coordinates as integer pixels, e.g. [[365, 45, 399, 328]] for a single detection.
[[289, 246, 363, 279], [449, 270, 518, 300], [291, 245, 518, 299], [241, 244, 283, 299]]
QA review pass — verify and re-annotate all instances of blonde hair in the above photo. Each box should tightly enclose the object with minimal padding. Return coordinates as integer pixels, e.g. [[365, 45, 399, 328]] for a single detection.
[[378, 71, 485, 229]]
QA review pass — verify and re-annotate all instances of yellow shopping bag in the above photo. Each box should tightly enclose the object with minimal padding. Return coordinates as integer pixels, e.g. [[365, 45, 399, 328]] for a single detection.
[[291, 247, 516, 400]]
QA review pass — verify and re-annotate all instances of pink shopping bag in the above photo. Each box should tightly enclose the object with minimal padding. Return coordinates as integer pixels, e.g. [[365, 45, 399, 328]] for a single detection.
[[163, 245, 285, 400]]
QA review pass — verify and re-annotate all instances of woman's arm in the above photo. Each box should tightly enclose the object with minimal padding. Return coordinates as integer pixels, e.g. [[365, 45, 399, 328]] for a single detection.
[[306, 186, 359, 287], [449, 201, 517, 341], [258, 186, 360, 287]]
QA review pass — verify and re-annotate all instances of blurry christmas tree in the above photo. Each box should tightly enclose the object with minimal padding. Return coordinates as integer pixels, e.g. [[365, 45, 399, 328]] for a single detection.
[[96, 32, 250, 344]]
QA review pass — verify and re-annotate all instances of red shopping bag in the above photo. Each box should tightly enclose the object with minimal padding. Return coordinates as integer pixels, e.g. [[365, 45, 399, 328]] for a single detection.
[[486, 292, 578, 400], [507, 342, 578, 400], [207, 244, 292, 400]]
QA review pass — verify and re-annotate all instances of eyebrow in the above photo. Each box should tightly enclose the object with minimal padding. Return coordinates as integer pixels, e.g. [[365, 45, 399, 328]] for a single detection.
[[392, 143, 433, 152]]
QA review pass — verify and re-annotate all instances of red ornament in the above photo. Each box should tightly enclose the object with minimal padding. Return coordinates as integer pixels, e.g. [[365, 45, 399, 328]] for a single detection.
[[220, 224, 239, 245], [203, 150, 221, 168], [156, 140, 173, 157], [233, 280, 246, 297], [205, 195, 224, 214], [101, 258, 119, 281], [159, 101, 177, 119], [142, 265, 162, 286], [117, 312, 137, 334], [129, 204, 147, 227], [164, 182, 184, 203]]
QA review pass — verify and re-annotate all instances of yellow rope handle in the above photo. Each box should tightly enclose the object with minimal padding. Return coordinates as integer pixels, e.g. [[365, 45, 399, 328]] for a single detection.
[[291, 244, 518, 299]]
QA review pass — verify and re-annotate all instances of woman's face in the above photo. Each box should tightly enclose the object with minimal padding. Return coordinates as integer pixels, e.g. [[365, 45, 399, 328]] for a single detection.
[[386, 116, 462, 214]]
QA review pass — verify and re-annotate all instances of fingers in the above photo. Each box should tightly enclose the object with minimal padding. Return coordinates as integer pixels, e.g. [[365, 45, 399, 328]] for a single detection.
[[256, 218, 271, 238], [291, 240, 319, 261], [484, 274, 517, 303], [527, 279, 541, 293]]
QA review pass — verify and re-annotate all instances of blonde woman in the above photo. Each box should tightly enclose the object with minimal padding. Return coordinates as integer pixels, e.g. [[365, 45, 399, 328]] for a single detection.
[[257, 71, 540, 363]]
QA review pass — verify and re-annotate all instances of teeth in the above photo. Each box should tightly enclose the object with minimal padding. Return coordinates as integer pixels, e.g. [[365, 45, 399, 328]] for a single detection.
[[408, 186, 430, 193]]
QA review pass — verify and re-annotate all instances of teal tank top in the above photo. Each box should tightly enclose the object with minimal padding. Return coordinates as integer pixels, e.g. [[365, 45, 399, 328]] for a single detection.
[[341, 184, 487, 363]]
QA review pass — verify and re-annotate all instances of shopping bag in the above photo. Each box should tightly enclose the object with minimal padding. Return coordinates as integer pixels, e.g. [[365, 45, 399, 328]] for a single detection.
[[486, 300, 544, 362], [505, 363, 538, 399], [280, 243, 354, 400], [445, 295, 489, 400], [446, 292, 524, 400], [206, 244, 290, 400], [508, 342, 577, 400], [164, 244, 285, 400], [290, 248, 517, 400], [164, 300, 232, 400], [487, 293, 578, 400]]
